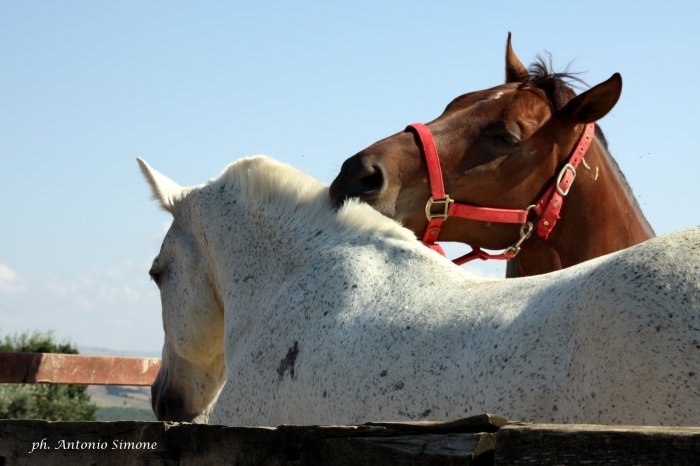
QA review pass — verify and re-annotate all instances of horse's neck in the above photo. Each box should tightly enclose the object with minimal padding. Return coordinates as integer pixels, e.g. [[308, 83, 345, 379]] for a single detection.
[[515, 140, 655, 277], [202, 193, 463, 312], [199, 199, 308, 307]]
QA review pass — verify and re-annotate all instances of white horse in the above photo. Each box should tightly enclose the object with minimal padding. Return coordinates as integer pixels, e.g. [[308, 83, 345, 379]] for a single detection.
[[139, 155, 700, 427]]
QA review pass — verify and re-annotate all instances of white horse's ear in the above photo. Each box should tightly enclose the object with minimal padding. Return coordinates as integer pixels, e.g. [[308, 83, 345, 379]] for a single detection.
[[137, 158, 183, 214]]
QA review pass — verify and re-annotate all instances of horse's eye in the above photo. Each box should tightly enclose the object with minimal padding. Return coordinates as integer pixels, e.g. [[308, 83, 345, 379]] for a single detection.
[[149, 267, 163, 287], [496, 134, 520, 145]]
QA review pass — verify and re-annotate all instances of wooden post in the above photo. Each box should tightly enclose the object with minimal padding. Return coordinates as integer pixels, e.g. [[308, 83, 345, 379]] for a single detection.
[[494, 422, 700, 465]]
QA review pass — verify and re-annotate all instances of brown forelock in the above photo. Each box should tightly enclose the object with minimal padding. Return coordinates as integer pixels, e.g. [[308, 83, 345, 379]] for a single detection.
[[522, 55, 586, 111]]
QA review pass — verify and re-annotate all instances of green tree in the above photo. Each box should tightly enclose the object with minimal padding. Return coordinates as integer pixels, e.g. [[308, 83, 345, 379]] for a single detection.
[[0, 330, 97, 421]]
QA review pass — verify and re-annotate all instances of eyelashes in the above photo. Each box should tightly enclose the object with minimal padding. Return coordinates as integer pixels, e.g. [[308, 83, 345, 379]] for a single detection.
[[149, 266, 163, 288], [494, 133, 520, 146]]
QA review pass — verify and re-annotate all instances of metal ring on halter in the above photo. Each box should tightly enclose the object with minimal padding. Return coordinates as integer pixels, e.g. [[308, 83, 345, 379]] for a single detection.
[[524, 204, 536, 218], [425, 195, 454, 221], [556, 164, 577, 197]]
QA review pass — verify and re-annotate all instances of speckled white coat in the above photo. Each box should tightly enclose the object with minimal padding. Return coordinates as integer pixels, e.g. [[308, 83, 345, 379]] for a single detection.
[[139, 156, 700, 427]]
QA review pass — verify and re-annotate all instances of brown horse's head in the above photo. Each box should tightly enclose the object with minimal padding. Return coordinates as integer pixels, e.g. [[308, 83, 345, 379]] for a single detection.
[[329, 34, 622, 251]]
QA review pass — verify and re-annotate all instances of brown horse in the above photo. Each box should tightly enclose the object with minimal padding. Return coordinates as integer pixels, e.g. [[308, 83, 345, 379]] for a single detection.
[[329, 35, 654, 277]]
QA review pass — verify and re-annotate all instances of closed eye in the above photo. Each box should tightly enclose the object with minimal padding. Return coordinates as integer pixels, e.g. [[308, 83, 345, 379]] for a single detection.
[[495, 133, 520, 145], [149, 267, 163, 288], [148, 270, 160, 285]]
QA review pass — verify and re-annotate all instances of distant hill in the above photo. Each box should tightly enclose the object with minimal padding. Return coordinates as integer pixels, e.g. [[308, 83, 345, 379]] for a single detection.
[[88, 385, 151, 408], [88, 384, 155, 421], [96, 405, 155, 421]]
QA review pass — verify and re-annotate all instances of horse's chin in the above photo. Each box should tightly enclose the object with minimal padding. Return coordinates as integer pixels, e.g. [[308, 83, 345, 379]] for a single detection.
[[357, 195, 397, 219], [190, 412, 211, 424], [154, 407, 210, 424], [371, 206, 396, 222]]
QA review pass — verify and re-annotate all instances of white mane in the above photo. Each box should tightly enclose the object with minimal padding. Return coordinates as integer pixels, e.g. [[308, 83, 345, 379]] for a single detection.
[[213, 155, 417, 243]]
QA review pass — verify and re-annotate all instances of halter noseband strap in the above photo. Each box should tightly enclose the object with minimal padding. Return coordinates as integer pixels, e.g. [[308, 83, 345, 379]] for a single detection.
[[406, 122, 596, 265]]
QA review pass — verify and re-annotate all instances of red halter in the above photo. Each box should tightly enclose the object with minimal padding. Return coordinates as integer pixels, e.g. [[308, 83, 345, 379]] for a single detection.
[[406, 122, 595, 265]]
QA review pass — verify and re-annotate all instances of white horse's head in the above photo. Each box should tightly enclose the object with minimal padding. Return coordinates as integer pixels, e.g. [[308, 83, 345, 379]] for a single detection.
[[138, 158, 225, 423]]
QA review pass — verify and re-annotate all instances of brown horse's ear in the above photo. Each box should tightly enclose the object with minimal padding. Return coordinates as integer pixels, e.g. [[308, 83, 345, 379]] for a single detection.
[[561, 73, 622, 123], [505, 32, 529, 83]]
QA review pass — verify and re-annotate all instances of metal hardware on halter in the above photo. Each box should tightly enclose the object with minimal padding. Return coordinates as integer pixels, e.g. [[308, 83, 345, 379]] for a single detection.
[[425, 195, 454, 221], [504, 205, 536, 256], [503, 221, 534, 257], [556, 164, 577, 196], [407, 121, 595, 264]]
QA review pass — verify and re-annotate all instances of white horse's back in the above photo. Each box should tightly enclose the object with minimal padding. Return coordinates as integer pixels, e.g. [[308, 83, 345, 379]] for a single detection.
[[140, 156, 700, 427]]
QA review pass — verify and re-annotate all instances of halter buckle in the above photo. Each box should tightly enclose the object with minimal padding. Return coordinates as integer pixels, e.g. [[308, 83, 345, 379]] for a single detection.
[[425, 195, 454, 221], [556, 164, 577, 197]]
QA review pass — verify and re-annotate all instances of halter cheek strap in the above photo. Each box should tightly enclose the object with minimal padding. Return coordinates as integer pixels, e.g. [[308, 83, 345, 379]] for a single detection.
[[531, 122, 595, 239], [406, 122, 595, 265]]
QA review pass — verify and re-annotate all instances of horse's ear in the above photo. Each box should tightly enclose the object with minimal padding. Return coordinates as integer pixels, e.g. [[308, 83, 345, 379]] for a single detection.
[[137, 158, 183, 214], [561, 73, 622, 124], [505, 32, 529, 83]]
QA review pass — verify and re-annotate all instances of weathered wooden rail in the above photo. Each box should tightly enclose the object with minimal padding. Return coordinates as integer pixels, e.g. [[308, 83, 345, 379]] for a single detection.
[[0, 352, 160, 386], [2, 415, 700, 465]]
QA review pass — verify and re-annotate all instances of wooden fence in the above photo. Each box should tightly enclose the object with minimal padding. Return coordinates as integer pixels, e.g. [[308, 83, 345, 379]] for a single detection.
[[2, 353, 700, 465], [0, 352, 160, 386], [2, 416, 700, 465]]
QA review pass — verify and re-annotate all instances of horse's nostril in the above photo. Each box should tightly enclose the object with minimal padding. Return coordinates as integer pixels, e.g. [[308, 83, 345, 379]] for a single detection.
[[360, 169, 384, 192], [330, 161, 385, 206]]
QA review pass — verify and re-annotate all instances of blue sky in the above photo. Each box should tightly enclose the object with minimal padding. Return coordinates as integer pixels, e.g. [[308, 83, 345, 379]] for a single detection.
[[2, 2, 699, 354]]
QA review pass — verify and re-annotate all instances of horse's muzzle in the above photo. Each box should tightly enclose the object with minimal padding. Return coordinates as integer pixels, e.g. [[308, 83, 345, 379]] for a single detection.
[[329, 155, 386, 208], [151, 371, 198, 422]]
